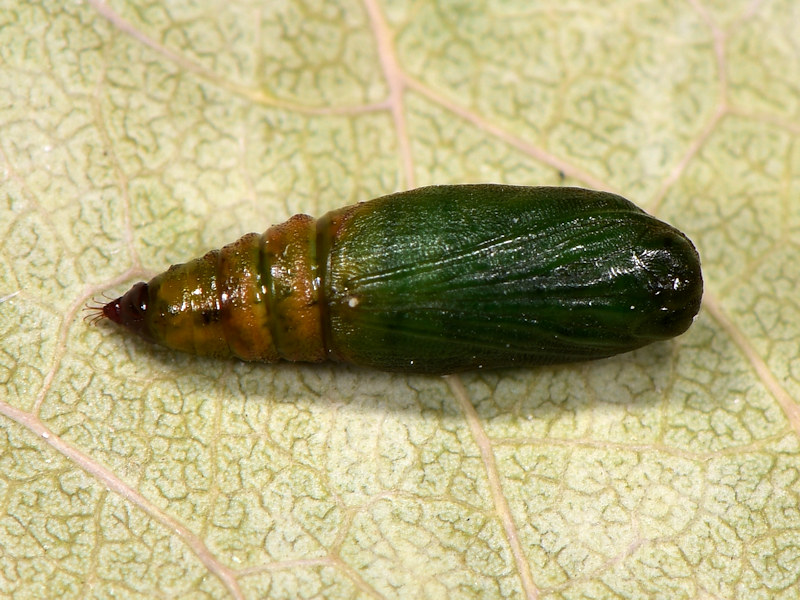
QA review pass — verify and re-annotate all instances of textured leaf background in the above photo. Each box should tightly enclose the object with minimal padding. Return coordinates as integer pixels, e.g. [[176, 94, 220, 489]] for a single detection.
[[1, 1, 799, 598]]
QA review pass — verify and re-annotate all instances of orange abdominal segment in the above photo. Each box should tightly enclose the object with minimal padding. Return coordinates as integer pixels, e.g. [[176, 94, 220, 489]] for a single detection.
[[261, 214, 326, 363], [216, 232, 279, 361]]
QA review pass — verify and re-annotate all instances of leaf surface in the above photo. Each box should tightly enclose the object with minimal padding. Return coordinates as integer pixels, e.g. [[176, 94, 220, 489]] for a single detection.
[[1, 1, 799, 598]]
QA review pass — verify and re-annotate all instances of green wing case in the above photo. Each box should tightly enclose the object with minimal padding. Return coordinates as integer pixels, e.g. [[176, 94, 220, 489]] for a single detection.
[[322, 185, 702, 373]]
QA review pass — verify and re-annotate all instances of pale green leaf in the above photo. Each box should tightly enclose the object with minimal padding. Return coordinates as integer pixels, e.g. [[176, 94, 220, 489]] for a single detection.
[[1, 1, 799, 599]]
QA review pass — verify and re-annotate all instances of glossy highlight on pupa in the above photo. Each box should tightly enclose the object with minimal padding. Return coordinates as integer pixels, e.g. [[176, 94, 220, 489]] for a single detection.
[[94, 184, 703, 374]]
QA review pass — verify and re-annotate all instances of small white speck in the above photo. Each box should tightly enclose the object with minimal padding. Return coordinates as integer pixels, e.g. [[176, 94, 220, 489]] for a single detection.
[[43, 145, 52, 152], [630, 305, 636, 310], [42, 432, 50, 439], [348, 297, 360, 308]]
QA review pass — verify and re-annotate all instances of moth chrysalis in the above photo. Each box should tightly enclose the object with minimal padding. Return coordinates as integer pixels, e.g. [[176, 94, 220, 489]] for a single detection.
[[95, 185, 703, 374]]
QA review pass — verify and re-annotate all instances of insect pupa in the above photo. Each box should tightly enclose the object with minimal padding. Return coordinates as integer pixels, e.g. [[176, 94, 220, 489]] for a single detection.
[[95, 185, 703, 374]]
